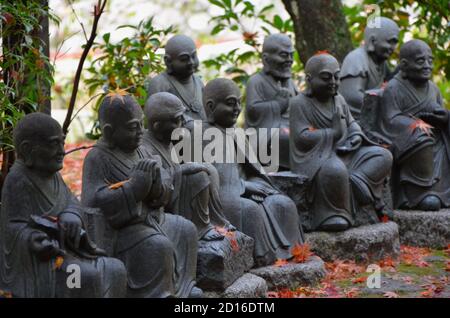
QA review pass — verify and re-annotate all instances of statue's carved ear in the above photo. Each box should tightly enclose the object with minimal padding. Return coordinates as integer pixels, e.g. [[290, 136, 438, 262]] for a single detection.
[[152, 122, 160, 131], [367, 35, 376, 52], [18, 140, 33, 166], [163, 55, 171, 66], [262, 52, 268, 63], [102, 124, 113, 141], [205, 99, 216, 122], [399, 58, 409, 77]]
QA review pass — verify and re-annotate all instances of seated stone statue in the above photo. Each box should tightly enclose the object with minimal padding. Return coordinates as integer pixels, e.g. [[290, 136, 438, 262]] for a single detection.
[[81, 93, 201, 297], [245, 34, 298, 170], [0, 113, 127, 297], [378, 40, 450, 211], [203, 78, 304, 266], [146, 34, 206, 130], [339, 17, 399, 118], [142, 92, 234, 241], [289, 53, 393, 231]]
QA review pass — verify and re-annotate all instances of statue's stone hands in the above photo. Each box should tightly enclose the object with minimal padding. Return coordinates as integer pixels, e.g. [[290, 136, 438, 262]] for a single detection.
[[332, 108, 344, 141], [129, 159, 157, 201], [337, 135, 363, 153], [275, 87, 291, 113], [181, 162, 210, 176], [244, 181, 277, 199], [419, 109, 448, 126], [59, 212, 82, 250], [29, 231, 62, 261]]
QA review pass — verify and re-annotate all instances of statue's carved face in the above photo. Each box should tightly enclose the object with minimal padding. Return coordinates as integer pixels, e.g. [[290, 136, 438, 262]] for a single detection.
[[210, 93, 241, 128], [153, 115, 183, 140], [263, 43, 294, 80], [167, 49, 199, 80], [308, 60, 340, 100], [370, 30, 398, 61], [402, 46, 433, 83], [28, 133, 65, 175], [109, 106, 144, 152]]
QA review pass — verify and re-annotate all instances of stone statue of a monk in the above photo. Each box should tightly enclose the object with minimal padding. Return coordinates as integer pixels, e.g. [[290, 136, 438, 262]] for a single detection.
[[245, 34, 298, 170], [339, 17, 399, 118], [203, 78, 304, 266], [146, 34, 206, 131], [81, 93, 201, 297], [0, 113, 127, 297], [378, 40, 450, 211], [142, 92, 234, 240], [289, 53, 393, 231]]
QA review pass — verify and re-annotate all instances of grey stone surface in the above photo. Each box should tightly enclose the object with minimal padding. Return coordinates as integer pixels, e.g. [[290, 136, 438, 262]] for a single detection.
[[250, 256, 326, 289], [197, 231, 254, 291], [203, 273, 267, 298], [392, 209, 450, 249], [305, 222, 400, 263]]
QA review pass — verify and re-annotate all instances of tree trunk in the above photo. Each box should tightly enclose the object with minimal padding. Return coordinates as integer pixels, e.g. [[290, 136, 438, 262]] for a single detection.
[[36, 0, 51, 114], [281, 0, 353, 64]]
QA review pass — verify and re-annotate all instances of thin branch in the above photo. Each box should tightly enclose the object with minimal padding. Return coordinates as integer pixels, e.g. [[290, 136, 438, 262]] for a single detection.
[[64, 144, 94, 156], [68, 0, 88, 42], [62, 0, 107, 136], [52, 30, 80, 68], [68, 92, 102, 125]]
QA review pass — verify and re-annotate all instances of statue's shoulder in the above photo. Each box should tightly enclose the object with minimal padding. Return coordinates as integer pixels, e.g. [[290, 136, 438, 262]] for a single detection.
[[146, 72, 171, 92], [246, 72, 264, 87], [2, 163, 32, 194], [341, 47, 369, 78], [290, 92, 309, 109]]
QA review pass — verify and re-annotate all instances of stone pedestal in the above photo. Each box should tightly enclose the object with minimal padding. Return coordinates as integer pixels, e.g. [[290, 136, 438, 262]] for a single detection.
[[250, 256, 326, 289], [305, 222, 400, 263], [392, 209, 450, 249], [203, 273, 267, 298], [197, 231, 254, 291], [269, 171, 392, 230]]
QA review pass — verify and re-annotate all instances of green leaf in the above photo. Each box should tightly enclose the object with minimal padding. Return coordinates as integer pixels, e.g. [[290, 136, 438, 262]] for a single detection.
[[273, 15, 284, 31]]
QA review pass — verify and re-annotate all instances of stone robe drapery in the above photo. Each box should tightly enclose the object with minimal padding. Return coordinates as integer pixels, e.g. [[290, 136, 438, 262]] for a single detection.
[[203, 124, 304, 266], [0, 161, 126, 298], [245, 71, 298, 169], [378, 74, 450, 208], [142, 131, 230, 237], [289, 93, 392, 230], [81, 140, 198, 297], [340, 47, 391, 117], [146, 72, 206, 126]]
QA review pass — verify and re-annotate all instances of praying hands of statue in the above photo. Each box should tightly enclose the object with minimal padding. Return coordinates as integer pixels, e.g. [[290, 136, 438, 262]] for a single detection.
[[331, 107, 345, 142], [417, 107, 449, 128], [275, 84, 291, 113], [243, 181, 278, 203], [29, 230, 63, 261], [129, 159, 158, 202]]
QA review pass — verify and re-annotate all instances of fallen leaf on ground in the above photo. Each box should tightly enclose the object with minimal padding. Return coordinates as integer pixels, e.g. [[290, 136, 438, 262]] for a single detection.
[[274, 259, 289, 267], [383, 291, 399, 298], [291, 243, 313, 263]]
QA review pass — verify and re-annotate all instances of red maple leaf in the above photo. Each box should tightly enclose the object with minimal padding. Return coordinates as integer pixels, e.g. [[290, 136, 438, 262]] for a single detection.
[[291, 243, 313, 263], [308, 126, 317, 132], [215, 226, 240, 252], [274, 259, 289, 267], [381, 215, 389, 223], [409, 118, 433, 136], [383, 291, 399, 298]]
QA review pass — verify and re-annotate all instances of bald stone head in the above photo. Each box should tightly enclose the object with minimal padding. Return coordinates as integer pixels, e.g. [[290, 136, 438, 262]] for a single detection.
[[99, 93, 143, 152], [145, 92, 185, 134], [204, 78, 241, 128], [13, 112, 65, 174], [364, 17, 399, 62], [399, 39, 433, 83], [304, 53, 340, 99], [164, 34, 199, 79], [262, 33, 295, 80]]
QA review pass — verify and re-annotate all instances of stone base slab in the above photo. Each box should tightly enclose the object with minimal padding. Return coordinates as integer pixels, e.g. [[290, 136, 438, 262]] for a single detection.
[[305, 222, 400, 263], [197, 231, 254, 291], [392, 209, 450, 249]]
